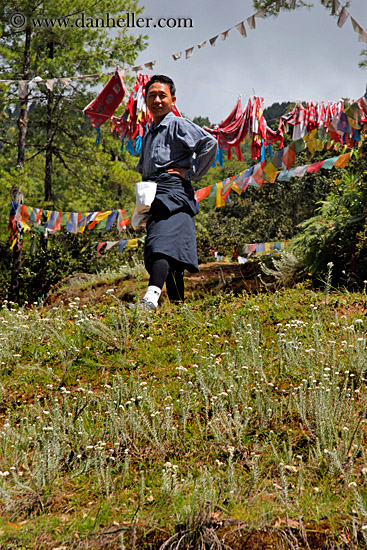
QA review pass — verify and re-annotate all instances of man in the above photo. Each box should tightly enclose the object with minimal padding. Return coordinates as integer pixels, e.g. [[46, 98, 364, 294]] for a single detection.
[[136, 74, 217, 309]]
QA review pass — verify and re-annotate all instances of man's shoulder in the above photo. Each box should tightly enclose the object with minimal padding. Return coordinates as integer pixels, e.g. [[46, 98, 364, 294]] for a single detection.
[[170, 115, 212, 136]]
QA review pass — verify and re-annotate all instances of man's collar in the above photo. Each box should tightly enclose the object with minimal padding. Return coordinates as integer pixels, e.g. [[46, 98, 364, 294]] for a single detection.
[[150, 111, 175, 132]]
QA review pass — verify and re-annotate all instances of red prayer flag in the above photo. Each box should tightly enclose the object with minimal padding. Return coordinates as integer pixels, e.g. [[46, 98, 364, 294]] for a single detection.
[[97, 242, 107, 257], [282, 147, 296, 170], [307, 160, 324, 174], [195, 185, 212, 203], [118, 209, 131, 230], [84, 69, 126, 128]]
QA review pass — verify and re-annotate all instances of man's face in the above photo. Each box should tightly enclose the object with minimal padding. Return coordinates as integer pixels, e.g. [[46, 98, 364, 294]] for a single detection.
[[146, 82, 176, 124]]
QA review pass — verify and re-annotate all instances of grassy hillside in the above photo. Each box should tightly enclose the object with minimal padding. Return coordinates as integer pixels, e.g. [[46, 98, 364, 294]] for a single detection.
[[0, 279, 367, 549]]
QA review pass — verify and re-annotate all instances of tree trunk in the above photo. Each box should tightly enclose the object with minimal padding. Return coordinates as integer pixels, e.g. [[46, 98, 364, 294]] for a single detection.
[[44, 88, 53, 202], [16, 25, 31, 171], [9, 25, 32, 303]]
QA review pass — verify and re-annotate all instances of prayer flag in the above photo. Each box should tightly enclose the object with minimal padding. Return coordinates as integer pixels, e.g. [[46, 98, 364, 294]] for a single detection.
[[118, 209, 131, 231], [221, 29, 230, 40], [144, 61, 156, 71], [255, 9, 265, 18], [105, 210, 118, 231], [185, 47, 194, 59], [282, 146, 296, 170], [126, 238, 139, 249], [332, 0, 341, 15], [195, 185, 212, 203], [84, 69, 126, 128], [119, 240, 128, 252], [216, 182, 226, 208], [18, 81, 28, 99], [292, 165, 309, 177], [337, 7, 349, 28], [105, 241, 119, 251], [334, 152, 351, 168], [322, 156, 339, 170], [97, 242, 107, 257], [247, 16, 255, 29], [307, 160, 324, 174], [235, 22, 247, 38]]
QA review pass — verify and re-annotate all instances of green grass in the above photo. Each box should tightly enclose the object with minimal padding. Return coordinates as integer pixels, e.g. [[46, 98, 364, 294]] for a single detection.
[[0, 284, 367, 549]]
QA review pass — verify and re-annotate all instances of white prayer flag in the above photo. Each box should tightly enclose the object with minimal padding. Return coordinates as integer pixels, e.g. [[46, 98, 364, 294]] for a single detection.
[[235, 22, 247, 38], [221, 29, 230, 40], [172, 52, 182, 61], [247, 16, 256, 30], [185, 47, 194, 59], [18, 80, 28, 98], [46, 79, 56, 91], [332, 0, 341, 16], [209, 35, 219, 46], [60, 77, 72, 87], [105, 241, 119, 251], [77, 73, 101, 80], [351, 17, 363, 35], [337, 7, 349, 28]]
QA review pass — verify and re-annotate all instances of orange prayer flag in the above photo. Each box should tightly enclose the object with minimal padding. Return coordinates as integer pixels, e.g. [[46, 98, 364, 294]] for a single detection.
[[334, 153, 351, 168]]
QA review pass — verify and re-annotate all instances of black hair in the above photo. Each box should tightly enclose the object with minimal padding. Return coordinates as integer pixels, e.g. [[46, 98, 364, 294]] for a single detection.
[[145, 74, 176, 98]]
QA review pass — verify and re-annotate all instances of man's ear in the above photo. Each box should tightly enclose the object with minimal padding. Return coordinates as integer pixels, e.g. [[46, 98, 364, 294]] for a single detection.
[[172, 96, 177, 105]]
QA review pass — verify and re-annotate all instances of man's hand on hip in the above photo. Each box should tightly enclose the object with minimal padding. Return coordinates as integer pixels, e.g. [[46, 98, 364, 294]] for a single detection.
[[166, 165, 187, 179]]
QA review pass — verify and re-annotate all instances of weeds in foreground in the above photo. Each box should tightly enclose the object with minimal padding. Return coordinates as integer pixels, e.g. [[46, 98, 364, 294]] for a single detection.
[[0, 286, 367, 548]]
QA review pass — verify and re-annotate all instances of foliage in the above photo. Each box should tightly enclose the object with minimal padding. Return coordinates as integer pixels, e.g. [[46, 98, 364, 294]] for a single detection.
[[196, 144, 334, 260], [263, 101, 291, 128], [253, 0, 350, 17], [192, 115, 211, 128], [0, 287, 367, 547], [0, 0, 147, 202], [290, 147, 367, 287]]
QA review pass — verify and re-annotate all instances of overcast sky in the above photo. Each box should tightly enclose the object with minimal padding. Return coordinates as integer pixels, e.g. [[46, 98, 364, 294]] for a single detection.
[[131, 0, 366, 124]]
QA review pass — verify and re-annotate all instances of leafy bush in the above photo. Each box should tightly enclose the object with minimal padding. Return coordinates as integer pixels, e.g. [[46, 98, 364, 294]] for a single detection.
[[290, 148, 367, 288]]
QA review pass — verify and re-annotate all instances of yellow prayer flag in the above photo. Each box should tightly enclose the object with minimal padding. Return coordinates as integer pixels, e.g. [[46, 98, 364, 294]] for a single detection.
[[79, 212, 90, 234], [232, 183, 242, 195], [94, 211, 112, 222], [262, 162, 279, 183], [21, 221, 31, 232], [126, 238, 139, 249], [216, 182, 226, 208], [303, 129, 322, 156]]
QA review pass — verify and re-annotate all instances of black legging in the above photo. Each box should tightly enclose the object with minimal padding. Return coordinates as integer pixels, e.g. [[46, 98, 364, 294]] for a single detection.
[[148, 254, 185, 302]]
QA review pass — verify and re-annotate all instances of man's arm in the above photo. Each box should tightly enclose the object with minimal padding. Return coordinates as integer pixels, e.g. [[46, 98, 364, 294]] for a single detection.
[[136, 151, 143, 174], [175, 120, 218, 181]]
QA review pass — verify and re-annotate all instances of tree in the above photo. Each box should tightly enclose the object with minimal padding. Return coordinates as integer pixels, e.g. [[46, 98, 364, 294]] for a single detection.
[[0, 0, 147, 301], [192, 115, 211, 128], [0, 0, 147, 203]]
